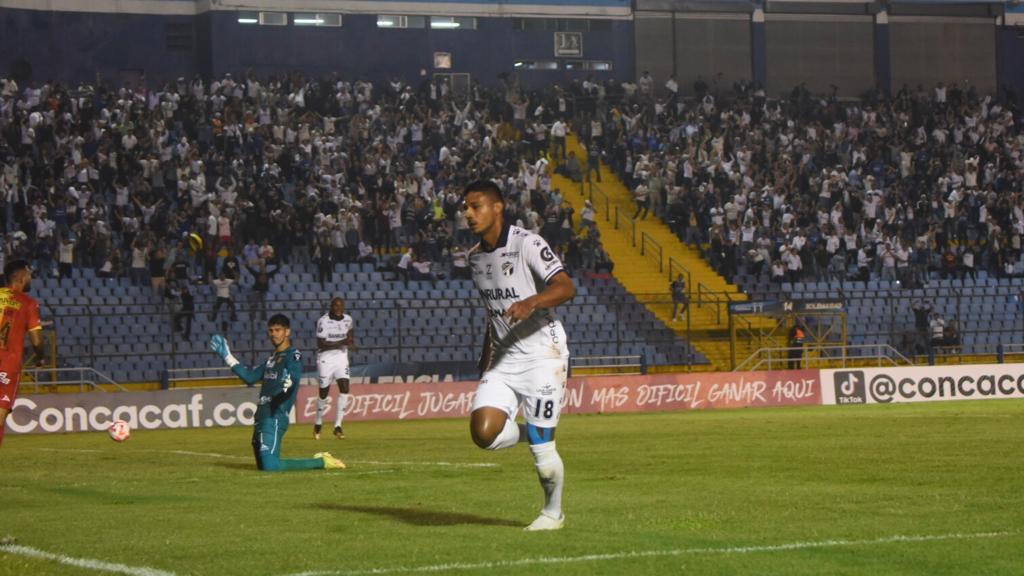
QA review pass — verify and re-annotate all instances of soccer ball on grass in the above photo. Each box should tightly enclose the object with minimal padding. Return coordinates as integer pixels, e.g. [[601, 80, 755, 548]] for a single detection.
[[109, 420, 131, 442]]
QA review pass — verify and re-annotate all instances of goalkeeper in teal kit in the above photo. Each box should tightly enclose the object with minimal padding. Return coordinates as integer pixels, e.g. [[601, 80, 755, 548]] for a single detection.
[[210, 314, 346, 471]]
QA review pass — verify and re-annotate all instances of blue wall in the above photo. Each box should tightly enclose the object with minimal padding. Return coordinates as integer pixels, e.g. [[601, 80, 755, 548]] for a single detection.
[[997, 26, 1024, 101], [1, 8, 197, 84], [1, 7, 630, 88]]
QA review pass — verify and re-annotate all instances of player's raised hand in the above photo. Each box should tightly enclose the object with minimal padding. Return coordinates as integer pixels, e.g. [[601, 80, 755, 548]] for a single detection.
[[210, 334, 230, 357], [210, 335, 238, 367]]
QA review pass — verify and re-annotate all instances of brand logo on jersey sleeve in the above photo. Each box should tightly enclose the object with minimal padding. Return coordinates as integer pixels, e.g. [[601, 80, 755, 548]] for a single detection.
[[540, 247, 556, 262]]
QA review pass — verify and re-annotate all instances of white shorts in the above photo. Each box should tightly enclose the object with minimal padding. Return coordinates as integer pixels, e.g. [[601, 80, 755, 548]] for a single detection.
[[471, 356, 568, 429], [317, 352, 350, 388]]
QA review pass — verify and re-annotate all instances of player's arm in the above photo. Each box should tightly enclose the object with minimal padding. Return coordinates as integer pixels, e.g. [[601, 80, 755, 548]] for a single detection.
[[209, 335, 262, 387], [28, 328, 45, 367], [505, 271, 576, 323], [26, 302, 45, 366], [343, 330, 356, 350]]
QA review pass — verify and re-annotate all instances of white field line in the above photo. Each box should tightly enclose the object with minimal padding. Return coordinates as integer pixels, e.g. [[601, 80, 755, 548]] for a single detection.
[[154, 452, 498, 468], [160, 449, 248, 459], [345, 460, 498, 468], [252, 469, 398, 479], [285, 531, 1018, 576], [0, 540, 177, 576], [35, 448, 497, 469]]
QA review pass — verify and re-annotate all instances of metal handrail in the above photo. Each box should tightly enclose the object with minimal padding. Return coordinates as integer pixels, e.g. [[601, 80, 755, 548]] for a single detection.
[[20, 367, 126, 392], [570, 354, 646, 376], [999, 343, 1024, 355], [640, 231, 663, 273], [612, 205, 637, 247], [163, 366, 235, 388], [588, 181, 611, 223], [734, 344, 914, 372], [695, 282, 736, 324]]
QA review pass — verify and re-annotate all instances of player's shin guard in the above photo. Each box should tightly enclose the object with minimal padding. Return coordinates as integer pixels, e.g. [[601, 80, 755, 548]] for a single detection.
[[315, 398, 328, 426], [485, 417, 524, 450], [530, 441, 564, 518], [334, 394, 349, 428]]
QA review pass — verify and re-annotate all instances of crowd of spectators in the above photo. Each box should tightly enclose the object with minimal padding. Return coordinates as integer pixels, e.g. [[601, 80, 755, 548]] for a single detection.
[[584, 75, 1024, 289], [0, 70, 620, 321], [3, 69, 1022, 324]]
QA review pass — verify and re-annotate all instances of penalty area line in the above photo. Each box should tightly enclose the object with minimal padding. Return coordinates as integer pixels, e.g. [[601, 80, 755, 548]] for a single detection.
[[286, 530, 1018, 576], [0, 539, 177, 576]]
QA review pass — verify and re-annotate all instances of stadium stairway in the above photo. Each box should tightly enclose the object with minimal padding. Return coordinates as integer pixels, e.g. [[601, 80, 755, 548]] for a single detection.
[[553, 135, 764, 370]]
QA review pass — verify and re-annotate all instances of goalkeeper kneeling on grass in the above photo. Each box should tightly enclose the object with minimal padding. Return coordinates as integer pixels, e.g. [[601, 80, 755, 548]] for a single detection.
[[210, 314, 345, 472]]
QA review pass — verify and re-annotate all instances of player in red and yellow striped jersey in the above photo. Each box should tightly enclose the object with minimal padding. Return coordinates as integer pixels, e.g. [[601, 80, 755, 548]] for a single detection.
[[0, 260, 45, 447]]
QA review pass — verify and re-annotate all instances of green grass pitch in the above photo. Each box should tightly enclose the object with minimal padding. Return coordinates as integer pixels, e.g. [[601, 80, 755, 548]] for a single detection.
[[1, 400, 1022, 575]]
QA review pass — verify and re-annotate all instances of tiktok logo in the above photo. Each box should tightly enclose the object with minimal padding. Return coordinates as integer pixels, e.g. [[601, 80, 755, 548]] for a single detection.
[[834, 371, 866, 404]]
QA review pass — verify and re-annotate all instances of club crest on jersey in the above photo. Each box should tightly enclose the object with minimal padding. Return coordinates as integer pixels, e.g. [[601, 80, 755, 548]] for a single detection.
[[502, 262, 514, 276]]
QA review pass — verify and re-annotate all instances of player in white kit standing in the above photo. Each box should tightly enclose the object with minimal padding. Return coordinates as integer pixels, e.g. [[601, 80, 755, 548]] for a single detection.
[[314, 297, 356, 439], [463, 180, 576, 531]]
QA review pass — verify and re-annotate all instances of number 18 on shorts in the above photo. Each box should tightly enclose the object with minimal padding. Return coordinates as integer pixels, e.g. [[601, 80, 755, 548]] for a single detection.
[[472, 357, 568, 428]]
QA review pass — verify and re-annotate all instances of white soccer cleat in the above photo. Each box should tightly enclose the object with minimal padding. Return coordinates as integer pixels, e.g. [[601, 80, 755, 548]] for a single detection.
[[524, 512, 564, 531]]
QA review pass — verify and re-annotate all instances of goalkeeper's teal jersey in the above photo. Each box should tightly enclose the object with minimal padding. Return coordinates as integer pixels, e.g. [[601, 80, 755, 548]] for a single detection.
[[231, 347, 304, 420]]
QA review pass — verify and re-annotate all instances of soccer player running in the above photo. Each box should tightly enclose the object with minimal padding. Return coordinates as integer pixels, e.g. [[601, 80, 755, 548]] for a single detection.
[[463, 180, 576, 531], [0, 261, 46, 448], [209, 315, 345, 472], [314, 296, 356, 439]]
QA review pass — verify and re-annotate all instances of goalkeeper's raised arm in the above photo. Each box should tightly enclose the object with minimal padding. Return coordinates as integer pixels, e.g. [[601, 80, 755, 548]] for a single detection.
[[210, 334, 263, 386]]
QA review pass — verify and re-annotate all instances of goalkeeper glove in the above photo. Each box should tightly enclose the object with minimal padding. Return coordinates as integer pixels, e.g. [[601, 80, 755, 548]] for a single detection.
[[209, 334, 239, 368]]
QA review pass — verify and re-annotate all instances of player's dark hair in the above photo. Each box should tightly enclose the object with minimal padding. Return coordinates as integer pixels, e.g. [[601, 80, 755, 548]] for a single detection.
[[463, 180, 504, 203], [4, 259, 31, 280], [268, 314, 290, 328]]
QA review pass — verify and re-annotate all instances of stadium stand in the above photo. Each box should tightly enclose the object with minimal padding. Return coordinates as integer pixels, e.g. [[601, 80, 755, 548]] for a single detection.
[[30, 264, 707, 383]]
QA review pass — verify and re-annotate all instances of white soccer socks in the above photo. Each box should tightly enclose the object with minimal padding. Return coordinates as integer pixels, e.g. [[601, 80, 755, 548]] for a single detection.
[[334, 394, 349, 428], [528, 441, 565, 530], [315, 398, 328, 426]]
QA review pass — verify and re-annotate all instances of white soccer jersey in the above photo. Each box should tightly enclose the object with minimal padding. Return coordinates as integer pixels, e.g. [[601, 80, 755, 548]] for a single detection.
[[316, 313, 353, 357], [470, 224, 569, 363]]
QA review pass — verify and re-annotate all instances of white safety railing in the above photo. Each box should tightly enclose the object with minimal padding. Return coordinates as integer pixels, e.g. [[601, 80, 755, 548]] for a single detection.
[[734, 344, 913, 372], [570, 355, 646, 376], [163, 366, 235, 389], [21, 367, 125, 393]]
